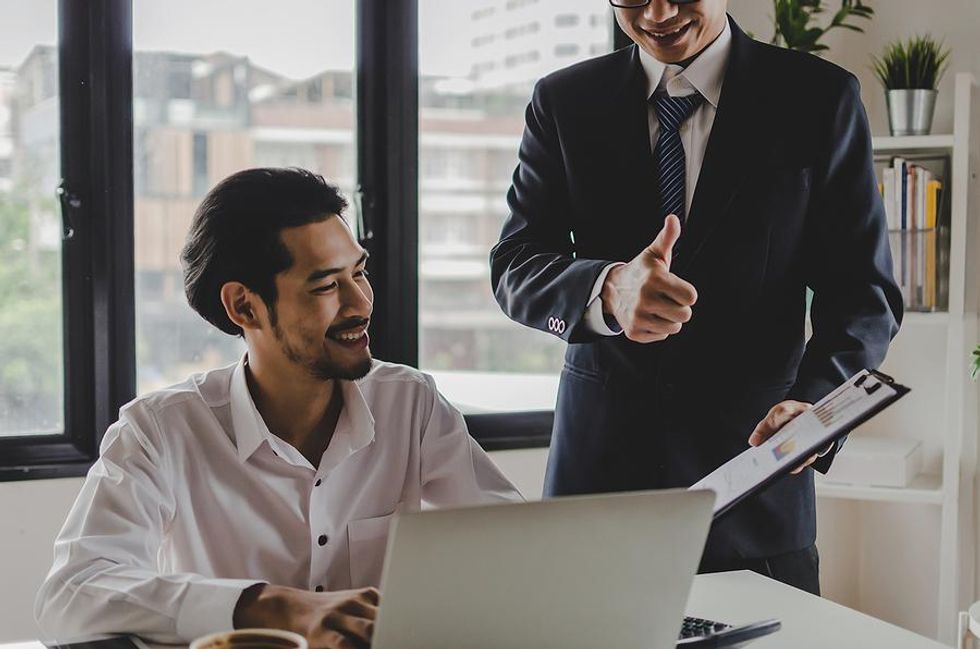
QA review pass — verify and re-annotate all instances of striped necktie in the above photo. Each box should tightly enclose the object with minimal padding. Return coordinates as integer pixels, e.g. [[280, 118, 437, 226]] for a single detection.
[[651, 92, 703, 222]]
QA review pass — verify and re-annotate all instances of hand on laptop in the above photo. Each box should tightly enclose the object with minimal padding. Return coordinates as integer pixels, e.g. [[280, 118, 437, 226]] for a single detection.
[[747, 400, 819, 475], [234, 583, 379, 648]]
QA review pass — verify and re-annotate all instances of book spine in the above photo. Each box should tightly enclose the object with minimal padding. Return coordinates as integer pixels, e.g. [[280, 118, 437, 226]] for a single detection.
[[883, 168, 897, 230], [896, 157, 907, 231]]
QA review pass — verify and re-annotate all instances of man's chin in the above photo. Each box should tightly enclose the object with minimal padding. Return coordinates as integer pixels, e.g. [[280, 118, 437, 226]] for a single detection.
[[312, 355, 373, 381], [340, 356, 373, 381]]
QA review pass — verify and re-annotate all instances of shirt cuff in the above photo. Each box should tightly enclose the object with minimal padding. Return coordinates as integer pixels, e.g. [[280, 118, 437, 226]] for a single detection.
[[584, 263, 625, 336], [176, 578, 266, 641], [817, 441, 836, 458]]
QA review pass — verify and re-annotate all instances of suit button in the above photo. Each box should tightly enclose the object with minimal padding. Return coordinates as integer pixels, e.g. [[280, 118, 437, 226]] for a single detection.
[[314, 478, 322, 487], [315, 585, 324, 592], [318, 534, 328, 546], [662, 383, 676, 401]]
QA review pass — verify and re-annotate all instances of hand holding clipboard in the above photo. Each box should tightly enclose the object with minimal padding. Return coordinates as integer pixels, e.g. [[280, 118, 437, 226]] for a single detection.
[[690, 370, 910, 519]]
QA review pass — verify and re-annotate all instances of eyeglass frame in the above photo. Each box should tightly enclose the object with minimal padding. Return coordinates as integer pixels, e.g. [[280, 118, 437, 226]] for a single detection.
[[609, 0, 700, 8]]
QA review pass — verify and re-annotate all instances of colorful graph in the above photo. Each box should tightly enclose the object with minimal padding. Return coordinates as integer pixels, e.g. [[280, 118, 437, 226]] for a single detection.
[[772, 438, 797, 461]]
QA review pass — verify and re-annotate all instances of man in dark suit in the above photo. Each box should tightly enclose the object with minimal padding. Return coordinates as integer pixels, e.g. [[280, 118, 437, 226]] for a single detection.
[[490, 0, 902, 594]]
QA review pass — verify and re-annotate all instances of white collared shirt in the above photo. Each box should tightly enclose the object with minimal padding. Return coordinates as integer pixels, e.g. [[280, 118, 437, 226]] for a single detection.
[[35, 357, 522, 644], [585, 21, 733, 335]]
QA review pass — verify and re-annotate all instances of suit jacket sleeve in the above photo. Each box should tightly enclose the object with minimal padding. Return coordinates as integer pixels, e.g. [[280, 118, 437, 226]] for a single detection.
[[789, 74, 904, 473], [490, 76, 614, 344]]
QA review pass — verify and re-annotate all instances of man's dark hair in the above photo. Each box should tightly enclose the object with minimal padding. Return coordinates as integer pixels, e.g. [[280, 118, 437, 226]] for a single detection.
[[181, 167, 348, 336]]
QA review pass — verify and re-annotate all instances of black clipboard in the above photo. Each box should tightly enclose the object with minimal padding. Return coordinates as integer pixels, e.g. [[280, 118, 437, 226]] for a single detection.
[[690, 369, 910, 520]]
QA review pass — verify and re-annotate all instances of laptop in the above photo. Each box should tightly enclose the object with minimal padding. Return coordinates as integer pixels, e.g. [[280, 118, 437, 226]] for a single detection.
[[372, 489, 715, 649]]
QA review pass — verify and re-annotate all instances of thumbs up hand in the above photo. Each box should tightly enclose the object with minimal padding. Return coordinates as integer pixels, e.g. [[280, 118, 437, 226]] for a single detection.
[[600, 214, 698, 343]]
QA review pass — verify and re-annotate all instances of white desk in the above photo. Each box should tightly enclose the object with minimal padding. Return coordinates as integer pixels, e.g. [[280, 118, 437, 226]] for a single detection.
[[9, 571, 948, 649], [688, 571, 948, 649]]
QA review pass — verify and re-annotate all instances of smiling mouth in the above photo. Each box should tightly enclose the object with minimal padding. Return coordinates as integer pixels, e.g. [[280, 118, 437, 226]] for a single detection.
[[646, 21, 693, 42], [328, 324, 368, 342]]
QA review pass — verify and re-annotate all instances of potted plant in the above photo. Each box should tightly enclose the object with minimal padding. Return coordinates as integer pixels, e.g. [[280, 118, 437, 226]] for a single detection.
[[872, 35, 951, 136], [770, 0, 874, 55]]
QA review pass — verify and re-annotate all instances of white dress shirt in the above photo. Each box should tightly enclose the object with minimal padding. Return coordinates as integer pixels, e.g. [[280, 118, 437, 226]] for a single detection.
[[35, 357, 522, 644], [584, 22, 732, 335]]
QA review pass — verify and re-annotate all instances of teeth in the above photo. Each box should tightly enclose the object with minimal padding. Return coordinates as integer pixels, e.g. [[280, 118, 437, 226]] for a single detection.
[[653, 24, 687, 38], [334, 328, 366, 342]]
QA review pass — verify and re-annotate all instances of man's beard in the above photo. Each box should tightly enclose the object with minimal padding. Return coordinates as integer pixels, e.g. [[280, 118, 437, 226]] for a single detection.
[[273, 323, 373, 381]]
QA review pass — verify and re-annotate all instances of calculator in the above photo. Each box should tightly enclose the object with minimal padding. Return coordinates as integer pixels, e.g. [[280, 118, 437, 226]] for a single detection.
[[677, 616, 781, 647]]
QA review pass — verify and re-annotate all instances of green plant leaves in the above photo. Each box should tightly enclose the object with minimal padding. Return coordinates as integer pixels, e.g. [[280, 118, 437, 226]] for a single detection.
[[871, 35, 950, 89], [771, 0, 874, 55]]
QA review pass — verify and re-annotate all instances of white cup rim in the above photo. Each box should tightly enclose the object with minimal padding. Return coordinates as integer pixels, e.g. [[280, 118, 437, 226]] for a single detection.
[[190, 628, 308, 649]]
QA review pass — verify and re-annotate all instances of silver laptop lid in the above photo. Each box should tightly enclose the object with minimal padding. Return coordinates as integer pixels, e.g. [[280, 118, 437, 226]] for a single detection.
[[373, 488, 715, 649]]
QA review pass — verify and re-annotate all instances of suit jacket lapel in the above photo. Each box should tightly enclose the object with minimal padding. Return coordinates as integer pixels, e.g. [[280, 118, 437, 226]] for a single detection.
[[675, 17, 769, 274], [606, 46, 659, 220]]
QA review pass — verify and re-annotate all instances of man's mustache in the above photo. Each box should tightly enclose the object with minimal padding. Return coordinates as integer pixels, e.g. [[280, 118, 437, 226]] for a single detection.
[[326, 317, 370, 336]]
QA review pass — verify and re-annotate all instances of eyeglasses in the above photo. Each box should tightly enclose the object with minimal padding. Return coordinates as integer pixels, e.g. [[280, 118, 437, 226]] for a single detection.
[[609, 0, 700, 7]]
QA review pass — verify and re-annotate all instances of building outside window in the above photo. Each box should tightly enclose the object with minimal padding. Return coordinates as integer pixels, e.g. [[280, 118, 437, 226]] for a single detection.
[[419, 0, 611, 412], [0, 1, 63, 437]]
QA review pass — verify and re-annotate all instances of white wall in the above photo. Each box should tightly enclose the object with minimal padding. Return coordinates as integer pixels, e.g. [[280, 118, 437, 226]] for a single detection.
[[4, 0, 980, 643], [0, 478, 83, 642]]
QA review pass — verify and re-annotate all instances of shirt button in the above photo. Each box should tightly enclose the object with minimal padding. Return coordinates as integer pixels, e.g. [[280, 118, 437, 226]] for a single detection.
[[318, 534, 328, 546], [314, 478, 322, 487], [315, 585, 324, 592]]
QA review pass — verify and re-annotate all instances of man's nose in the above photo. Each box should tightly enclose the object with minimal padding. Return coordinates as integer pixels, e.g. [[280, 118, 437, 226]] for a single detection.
[[643, 0, 680, 23], [340, 279, 373, 316]]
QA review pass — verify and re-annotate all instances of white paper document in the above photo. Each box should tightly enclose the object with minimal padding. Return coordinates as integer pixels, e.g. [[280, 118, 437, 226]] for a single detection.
[[690, 370, 907, 517]]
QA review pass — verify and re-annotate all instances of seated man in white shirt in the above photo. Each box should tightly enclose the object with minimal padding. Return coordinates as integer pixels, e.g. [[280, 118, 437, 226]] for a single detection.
[[35, 167, 523, 649]]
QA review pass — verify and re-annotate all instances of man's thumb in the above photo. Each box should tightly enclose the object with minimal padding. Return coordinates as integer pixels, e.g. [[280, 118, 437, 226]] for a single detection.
[[644, 214, 681, 267]]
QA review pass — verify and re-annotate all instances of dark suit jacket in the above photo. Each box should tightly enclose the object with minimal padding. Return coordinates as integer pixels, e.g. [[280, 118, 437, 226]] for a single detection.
[[489, 17, 903, 563]]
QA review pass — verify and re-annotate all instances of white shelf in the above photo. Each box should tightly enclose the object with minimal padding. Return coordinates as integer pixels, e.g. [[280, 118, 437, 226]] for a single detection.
[[903, 311, 951, 325], [816, 473, 943, 504], [872, 134, 955, 152]]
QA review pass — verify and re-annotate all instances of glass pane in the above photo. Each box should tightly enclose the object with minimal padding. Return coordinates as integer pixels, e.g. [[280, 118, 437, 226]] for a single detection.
[[0, 0, 63, 437], [418, 0, 612, 411], [133, 1, 356, 394]]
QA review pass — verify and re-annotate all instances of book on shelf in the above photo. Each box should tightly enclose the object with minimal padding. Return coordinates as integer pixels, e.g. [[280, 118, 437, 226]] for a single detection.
[[877, 157, 944, 311]]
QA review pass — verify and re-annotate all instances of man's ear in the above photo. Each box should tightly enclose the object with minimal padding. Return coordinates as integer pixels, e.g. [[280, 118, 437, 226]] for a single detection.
[[220, 281, 262, 332]]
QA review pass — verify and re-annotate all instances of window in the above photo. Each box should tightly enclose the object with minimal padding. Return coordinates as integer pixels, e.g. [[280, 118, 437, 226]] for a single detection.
[[3, 1, 615, 478], [0, 2, 63, 438], [504, 51, 540, 68], [2, 0, 136, 479], [555, 14, 580, 27], [132, 0, 356, 395], [419, 0, 611, 414], [504, 22, 540, 39], [191, 132, 208, 196], [555, 44, 580, 57]]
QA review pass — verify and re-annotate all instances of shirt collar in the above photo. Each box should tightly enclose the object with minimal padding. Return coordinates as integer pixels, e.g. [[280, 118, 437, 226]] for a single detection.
[[637, 18, 731, 108], [229, 355, 377, 465]]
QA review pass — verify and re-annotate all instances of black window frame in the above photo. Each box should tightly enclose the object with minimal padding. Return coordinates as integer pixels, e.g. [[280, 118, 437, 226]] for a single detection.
[[1, 1, 624, 481], [0, 0, 135, 482]]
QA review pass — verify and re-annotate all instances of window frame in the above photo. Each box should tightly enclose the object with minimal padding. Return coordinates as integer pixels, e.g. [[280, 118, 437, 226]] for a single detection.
[[0, 0, 136, 481], [1, 1, 623, 480]]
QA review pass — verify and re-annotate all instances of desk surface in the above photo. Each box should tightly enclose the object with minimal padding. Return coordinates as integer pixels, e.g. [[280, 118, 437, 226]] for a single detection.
[[9, 570, 947, 649], [688, 570, 947, 649]]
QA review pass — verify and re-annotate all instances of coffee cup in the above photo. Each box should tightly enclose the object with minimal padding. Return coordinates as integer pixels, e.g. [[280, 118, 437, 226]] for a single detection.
[[190, 628, 308, 649]]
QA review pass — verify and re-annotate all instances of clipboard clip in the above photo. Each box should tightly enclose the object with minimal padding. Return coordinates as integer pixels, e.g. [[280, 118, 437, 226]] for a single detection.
[[855, 369, 895, 394]]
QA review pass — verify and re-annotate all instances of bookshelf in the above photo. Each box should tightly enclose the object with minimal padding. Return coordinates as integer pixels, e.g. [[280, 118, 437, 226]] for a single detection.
[[812, 73, 978, 644], [871, 134, 955, 152]]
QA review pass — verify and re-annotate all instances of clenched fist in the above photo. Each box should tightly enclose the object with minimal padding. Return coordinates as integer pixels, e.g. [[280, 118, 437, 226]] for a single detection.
[[600, 214, 698, 343]]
